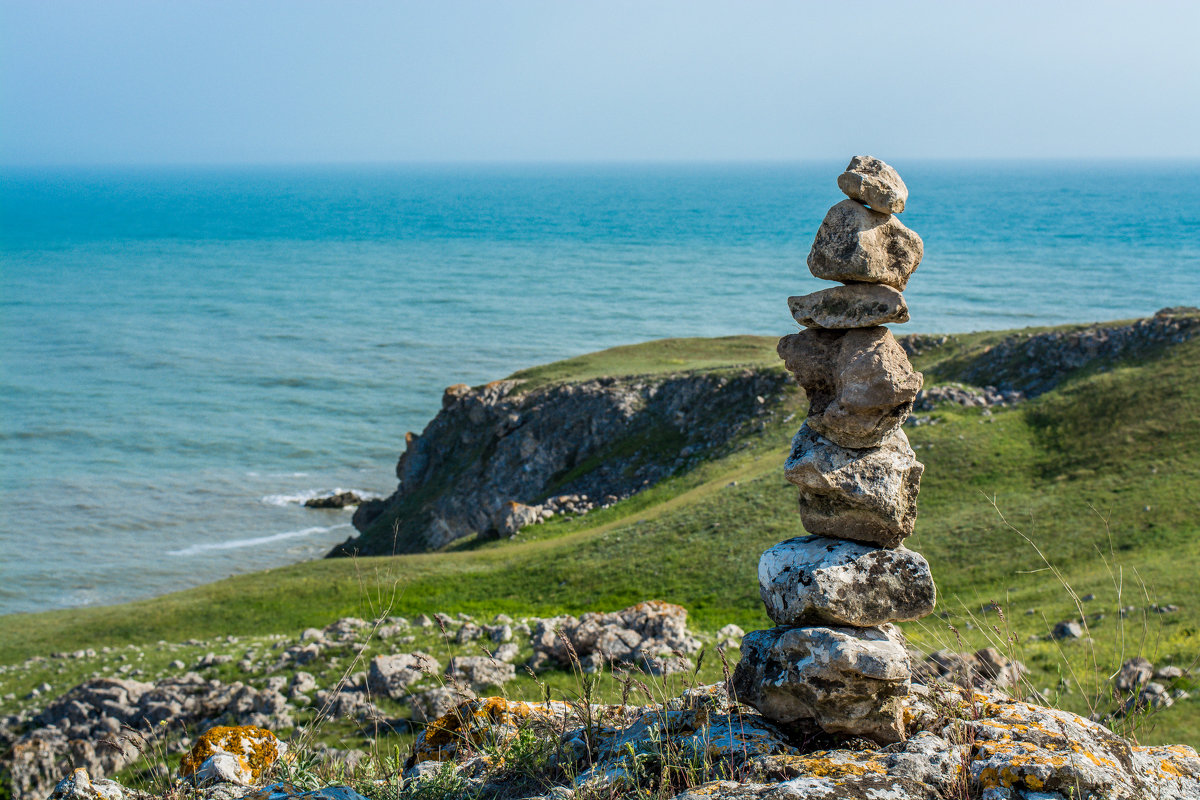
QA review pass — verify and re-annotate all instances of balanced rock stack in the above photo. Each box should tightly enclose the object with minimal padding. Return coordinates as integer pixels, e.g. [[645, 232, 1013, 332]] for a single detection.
[[731, 156, 933, 743]]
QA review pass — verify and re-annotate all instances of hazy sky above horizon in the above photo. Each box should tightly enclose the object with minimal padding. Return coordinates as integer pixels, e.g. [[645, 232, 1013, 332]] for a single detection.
[[2, 0, 1199, 165]]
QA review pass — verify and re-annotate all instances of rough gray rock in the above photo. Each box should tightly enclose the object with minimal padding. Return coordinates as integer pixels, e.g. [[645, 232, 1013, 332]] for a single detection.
[[49, 769, 146, 800], [778, 327, 922, 448], [942, 306, 1200, 397], [730, 625, 910, 742], [783, 424, 923, 548], [1114, 656, 1153, 693], [408, 685, 476, 723], [528, 601, 701, 672], [1052, 620, 1084, 640], [365, 652, 439, 699], [445, 656, 516, 690], [968, 694, 1200, 799], [912, 647, 1027, 692], [787, 284, 909, 329], [836, 155, 909, 214], [494, 501, 540, 536], [8, 673, 300, 800], [913, 382, 1024, 411], [759, 536, 935, 626], [808, 200, 923, 290]]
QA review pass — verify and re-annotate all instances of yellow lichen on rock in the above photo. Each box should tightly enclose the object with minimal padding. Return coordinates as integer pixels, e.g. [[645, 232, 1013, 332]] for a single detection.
[[410, 696, 578, 765], [179, 725, 286, 786]]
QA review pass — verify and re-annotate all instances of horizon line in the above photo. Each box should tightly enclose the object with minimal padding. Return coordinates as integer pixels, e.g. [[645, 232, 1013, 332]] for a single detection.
[[4, 155, 1200, 171]]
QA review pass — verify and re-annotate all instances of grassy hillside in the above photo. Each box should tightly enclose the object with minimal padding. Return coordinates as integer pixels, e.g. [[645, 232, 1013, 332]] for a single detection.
[[1, 319, 1197, 747]]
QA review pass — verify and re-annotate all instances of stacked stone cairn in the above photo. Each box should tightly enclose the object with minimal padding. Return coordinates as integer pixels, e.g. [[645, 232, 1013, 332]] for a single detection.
[[731, 156, 935, 743]]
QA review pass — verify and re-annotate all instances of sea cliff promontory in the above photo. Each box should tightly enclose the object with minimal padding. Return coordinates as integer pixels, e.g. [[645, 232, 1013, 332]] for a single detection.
[[336, 307, 1199, 558]]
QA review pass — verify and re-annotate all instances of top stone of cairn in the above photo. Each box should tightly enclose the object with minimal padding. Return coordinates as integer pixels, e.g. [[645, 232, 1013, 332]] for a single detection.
[[837, 155, 908, 214]]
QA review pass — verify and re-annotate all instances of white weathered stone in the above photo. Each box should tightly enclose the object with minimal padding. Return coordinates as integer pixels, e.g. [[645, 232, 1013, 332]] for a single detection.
[[730, 625, 910, 743], [837, 155, 909, 213], [783, 424, 923, 548], [49, 769, 128, 800], [759, 536, 935, 627], [192, 753, 252, 787], [808, 200, 923, 290], [788, 283, 909, 329]]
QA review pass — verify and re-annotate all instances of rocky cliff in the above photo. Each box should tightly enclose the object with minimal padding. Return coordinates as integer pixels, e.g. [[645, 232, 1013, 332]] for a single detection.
[[337, 308, 1199, 558], [335, 367, 794, 555]]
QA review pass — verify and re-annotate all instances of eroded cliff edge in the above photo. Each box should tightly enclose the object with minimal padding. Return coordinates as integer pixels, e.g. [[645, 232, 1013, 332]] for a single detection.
[[333, 308, 1199, 557]]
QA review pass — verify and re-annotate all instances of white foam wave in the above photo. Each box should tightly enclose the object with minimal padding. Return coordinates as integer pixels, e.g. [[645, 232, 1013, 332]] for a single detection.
[[168, 523, 352, 556], [259, 487, 373, 507]]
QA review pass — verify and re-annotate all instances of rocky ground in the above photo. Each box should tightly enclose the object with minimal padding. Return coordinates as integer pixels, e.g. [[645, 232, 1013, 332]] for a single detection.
[[2, 601, 1195, 800]]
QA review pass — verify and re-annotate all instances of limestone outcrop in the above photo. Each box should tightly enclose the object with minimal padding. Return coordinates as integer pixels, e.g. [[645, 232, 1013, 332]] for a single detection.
[[734, 156, 932, 742], [338, 368, 789, 554]]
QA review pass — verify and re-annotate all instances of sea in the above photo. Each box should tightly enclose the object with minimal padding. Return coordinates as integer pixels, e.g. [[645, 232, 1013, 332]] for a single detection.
[[2, 161, 1198, 616]]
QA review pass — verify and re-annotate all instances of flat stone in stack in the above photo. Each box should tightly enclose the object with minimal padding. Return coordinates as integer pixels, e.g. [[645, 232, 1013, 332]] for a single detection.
[[732, 156, 930, 744], [788, 283, 909, 329]]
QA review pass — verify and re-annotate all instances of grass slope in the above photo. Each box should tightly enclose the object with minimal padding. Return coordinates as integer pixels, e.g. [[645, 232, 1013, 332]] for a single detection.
[[2, 322, 1197, 746]]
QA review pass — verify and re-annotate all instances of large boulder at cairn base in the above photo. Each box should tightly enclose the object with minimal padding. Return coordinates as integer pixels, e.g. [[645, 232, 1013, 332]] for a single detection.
[[784, 424, 923, 548], [837, 155, 909, 214], [778, 327, 922, 448], [759, 536, 935, 627], [731, 625, 910, 743], [808, 200, 923, 289], [788, 283, 909, 329]]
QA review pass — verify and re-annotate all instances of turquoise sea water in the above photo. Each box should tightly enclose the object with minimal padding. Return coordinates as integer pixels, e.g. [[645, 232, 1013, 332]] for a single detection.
[[2, 162, 1198, 615]]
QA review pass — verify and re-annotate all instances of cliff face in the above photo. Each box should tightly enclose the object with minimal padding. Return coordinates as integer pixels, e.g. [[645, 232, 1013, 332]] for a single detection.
[[335, 367, 794, 555], [337, 308, 1199, 558]]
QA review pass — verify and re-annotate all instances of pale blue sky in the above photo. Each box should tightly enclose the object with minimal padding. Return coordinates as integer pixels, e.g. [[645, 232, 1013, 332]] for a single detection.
[[2, 0, 1198, 165]]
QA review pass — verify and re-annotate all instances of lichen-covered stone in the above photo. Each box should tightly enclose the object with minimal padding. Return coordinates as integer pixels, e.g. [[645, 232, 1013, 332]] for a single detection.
[[837, 155, 909, 214], [778, 327, 922, 449], [788, 284, 909, 329], [730, 625, 910, 743], [808, 200, 923, 290], [964, 693, 1200, 799], [759, 536, 934, 626], [179, 725, 286, 787], [783, 424, 923, 548], [49, 769, 136, 800]]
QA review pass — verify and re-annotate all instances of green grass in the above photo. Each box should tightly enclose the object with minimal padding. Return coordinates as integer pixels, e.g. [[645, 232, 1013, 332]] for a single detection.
[[505, 335, 780, 390], [2, 320, 1198, 747]]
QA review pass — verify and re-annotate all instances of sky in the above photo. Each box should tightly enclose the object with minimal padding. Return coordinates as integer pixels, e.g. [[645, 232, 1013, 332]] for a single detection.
[[2, 0, 1199, 165]]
